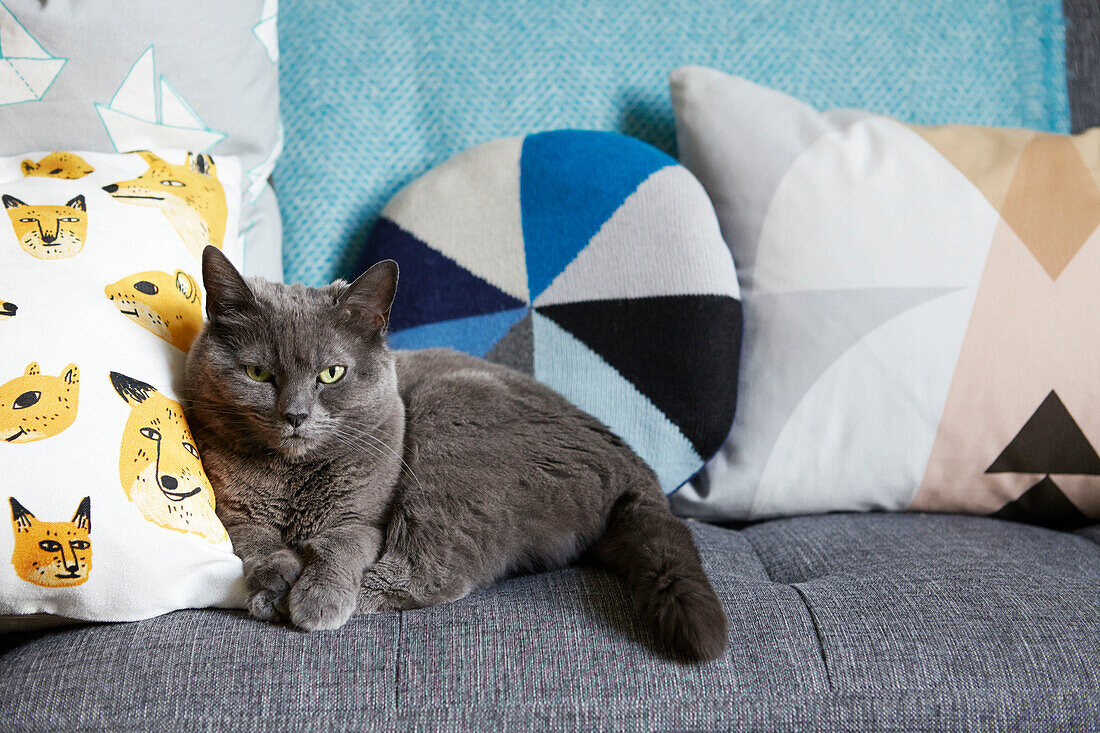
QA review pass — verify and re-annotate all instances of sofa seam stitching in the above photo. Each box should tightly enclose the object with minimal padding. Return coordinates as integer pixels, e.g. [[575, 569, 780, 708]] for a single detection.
[[790, 582, 835, 692], [739, 530, 774, 583], [742, 530, 834, 692]]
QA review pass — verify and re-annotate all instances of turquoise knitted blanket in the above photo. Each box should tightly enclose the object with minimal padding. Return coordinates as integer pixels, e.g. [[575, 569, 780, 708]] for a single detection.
[[276, 0, 1070, 286]]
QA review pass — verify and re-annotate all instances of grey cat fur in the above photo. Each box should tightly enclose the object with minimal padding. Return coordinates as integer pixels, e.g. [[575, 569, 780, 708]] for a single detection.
[[183, 246, 728, 662]]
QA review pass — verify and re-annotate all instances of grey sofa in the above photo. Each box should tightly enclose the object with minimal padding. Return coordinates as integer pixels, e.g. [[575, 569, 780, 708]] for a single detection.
[[5, 4, 1100, 732], [4, 514, 1100, 730]]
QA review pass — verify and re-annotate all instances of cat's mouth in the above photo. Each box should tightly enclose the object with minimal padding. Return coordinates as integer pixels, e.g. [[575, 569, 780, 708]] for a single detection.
[[54, 571, 80, 579], [278, 434, 314, 459]]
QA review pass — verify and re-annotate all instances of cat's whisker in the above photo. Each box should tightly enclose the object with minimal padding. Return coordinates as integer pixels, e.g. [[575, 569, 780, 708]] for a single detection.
[[327, 422, 424, 491], [182, 403, 237, 414], [330, 434, 393, 473], [183, 401, 263, 418], [189, 412, 260, 428], [331, 433, 423, 492], [330, 433, 382, 459], [330, 430, 422, 490]]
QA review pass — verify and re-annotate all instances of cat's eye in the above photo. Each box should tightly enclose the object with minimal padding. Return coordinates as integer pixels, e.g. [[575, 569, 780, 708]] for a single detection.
[[182, 442, 199, 459], [246, 365, 273, 382], [13, 390, 40, 409], [71, 540, 90, 550], [161, 180, 185, 187], [58, 217, 79, 222], [318, 365, 346, 384], [140, 427, 161, 441], [134, 281, 158, 295], [18, 217, 34, 223], [38, 540, 61, 552]]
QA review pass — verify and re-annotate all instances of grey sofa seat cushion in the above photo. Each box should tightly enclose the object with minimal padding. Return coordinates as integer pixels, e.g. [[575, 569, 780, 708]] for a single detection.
[[742, 514, 1100, 697], [2, 514, 1099, 732]]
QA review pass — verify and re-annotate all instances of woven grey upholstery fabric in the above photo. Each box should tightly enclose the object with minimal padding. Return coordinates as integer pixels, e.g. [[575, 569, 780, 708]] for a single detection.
[[1065, 0, 1100, 132], [2, 514, 1099, 732]]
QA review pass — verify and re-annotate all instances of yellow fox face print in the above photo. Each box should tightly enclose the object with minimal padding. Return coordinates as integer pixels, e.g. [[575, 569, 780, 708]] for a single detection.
[[2, 194, 88, 259], [21, 152, 95, 179], [105, 270, 203, 351], [103, 151, 227, 259], [0, 362, 78, 443], [0, 300, 15, 321], [10, 496, 92, 587], [109, 372, 226, 542]]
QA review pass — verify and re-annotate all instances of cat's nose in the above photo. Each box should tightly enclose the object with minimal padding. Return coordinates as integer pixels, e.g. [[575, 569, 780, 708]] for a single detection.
[[102, 184, 118, 193], [41, 233, 55, 243], [161, 475, 178, 490], [285, 412, 308, 428]]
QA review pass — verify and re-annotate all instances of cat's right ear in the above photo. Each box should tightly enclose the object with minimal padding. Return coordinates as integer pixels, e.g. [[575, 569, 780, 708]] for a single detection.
[[202, 246, 255, 320]]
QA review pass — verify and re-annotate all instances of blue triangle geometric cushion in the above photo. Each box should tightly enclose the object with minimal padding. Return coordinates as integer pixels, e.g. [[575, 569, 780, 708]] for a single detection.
[[359, 130, 742, 492]]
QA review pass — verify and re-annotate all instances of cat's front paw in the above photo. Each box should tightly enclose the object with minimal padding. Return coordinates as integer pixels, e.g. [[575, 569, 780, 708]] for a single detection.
[[288, 576, 357, 631], [248, 589, 285, 622], [244, 548, 303, 622]]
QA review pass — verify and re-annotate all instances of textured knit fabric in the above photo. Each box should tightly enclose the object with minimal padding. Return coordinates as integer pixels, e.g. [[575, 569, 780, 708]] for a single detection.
[[3, 514, 1100, 731], [275, 0, 1071, 286], [0, 0, 284, 281], [360, 131, 742, 491], [671, 67, 1100, 526]]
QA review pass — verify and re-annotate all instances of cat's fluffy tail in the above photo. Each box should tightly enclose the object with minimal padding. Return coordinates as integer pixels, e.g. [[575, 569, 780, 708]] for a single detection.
[[588, 492, 728, 662]]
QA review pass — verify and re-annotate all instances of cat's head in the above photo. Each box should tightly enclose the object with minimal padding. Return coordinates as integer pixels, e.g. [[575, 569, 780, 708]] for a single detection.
[[184, 247, 400, 461]]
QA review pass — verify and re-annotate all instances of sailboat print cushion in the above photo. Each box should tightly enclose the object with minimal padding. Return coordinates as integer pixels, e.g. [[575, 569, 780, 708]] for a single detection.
[[670, 65, 1100, 530], [0, 149, 247, 627], [0, 0, 283, 281]]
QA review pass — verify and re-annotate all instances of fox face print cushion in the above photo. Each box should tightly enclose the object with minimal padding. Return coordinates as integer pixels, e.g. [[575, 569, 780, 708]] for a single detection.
[[670, 66, 1100, 529], [0, 149, 246, 627]]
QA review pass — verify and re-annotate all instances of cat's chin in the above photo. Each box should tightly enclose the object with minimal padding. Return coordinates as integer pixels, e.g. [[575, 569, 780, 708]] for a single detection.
[[276, 435, 318, 461]]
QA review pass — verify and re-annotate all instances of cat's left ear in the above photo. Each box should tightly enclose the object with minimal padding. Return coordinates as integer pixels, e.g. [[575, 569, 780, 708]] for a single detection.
[[338, 260, 398, 332]]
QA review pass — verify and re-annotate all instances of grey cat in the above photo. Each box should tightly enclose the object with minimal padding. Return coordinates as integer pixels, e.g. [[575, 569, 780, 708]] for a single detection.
[[183, 246, 727, 662]]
